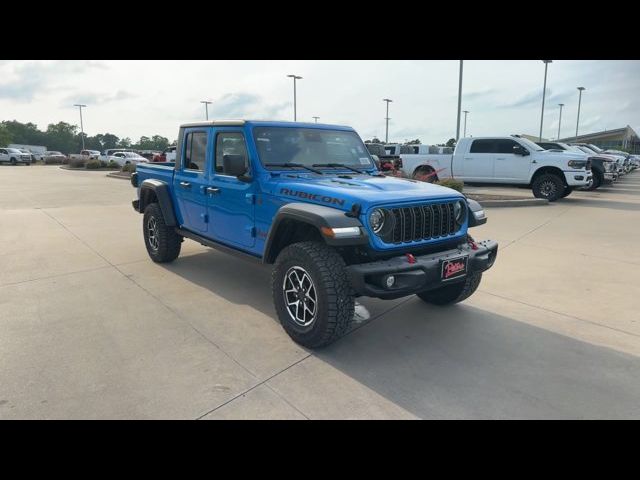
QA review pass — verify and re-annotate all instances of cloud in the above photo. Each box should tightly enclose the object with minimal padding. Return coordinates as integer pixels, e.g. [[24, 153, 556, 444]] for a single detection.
[[500, 88, 550, 108], [207, 92, 291, 120], [61, 90, 136, 107]]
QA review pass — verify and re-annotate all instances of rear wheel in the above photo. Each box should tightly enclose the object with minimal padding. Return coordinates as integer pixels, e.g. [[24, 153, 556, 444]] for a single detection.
[[412, 166, 438, 183], [143, 203, 181, 263], [532, 173, 564, 202], [417, 272, 482, 305]]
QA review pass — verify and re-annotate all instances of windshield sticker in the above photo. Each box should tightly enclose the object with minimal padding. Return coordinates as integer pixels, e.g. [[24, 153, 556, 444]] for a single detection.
[[359, 157, 370, 164]]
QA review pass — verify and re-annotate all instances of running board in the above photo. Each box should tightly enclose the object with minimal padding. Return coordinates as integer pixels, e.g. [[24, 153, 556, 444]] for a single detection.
[[175, 228, 262, 264]]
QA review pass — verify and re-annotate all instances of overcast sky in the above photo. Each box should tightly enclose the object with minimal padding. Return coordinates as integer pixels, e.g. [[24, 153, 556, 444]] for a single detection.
[[1, 60, 638, 144]]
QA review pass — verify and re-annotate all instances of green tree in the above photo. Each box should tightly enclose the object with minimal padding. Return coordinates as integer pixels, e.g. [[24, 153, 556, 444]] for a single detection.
[[446, 138, 456, 148], [118, 137, 132, 148], [406, 138, 421, 144], [0, 123, 12, 146], [45, 122, 78, 154]]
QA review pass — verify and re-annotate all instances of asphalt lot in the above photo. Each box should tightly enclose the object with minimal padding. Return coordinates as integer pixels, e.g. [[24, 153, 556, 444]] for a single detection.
[[1, 165, 639, 419]]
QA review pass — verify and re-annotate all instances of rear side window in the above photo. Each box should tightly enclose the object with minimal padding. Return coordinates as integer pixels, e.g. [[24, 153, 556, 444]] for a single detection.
[[469, 139, 495, 153], [215, 132, 248, 174], [184, 131, 208, 171]]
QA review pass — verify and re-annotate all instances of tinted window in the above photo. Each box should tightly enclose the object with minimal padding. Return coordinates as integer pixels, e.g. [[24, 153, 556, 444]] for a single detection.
[[184, 131, 208, 171], [469, 139, 495, 153], [215, 132, 248, 174], [495, 139, 519, 154]]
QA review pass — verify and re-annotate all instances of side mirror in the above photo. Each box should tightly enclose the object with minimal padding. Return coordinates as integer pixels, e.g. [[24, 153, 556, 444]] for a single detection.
[[513, 145, 529, 156], [223, 154, 249, 179]]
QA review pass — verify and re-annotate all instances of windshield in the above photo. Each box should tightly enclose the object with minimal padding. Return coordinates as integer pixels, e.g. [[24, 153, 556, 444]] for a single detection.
[[587, 144, 603, 153], [517, 138, 544, 152], [254, 127, 374, 169], [7, 148, 21, 153]]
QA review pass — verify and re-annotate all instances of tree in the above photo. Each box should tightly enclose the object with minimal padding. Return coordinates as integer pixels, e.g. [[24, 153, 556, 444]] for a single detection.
[[45, 122, 78, 154], [446, 138, 456, 148], [406, 138, 421, 144], [0, 123, 12, 146], [118, 137, 132, 148]]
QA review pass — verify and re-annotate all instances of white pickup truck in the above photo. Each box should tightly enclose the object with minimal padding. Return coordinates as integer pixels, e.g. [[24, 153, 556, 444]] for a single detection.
[[398, 136, 592, 201]]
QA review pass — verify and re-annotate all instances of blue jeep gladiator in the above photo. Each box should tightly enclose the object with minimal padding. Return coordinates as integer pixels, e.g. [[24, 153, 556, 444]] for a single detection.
[[131, 120, 498, 348]]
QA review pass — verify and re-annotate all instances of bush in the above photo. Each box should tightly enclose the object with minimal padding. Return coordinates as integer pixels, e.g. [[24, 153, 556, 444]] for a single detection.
[[44, 157, 63, 165], [436, 178, 464, 192], [68, 158, 87, 168], [107, 160, 120, 169], [86, 159, 101, 169], [99, 160, 108, 168], [121, 163, 137, 173]]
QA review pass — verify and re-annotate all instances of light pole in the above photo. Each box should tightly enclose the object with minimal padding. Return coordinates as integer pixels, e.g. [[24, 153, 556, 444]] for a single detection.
[[287, 74, 302, 121], [200, 100, 212, 120], [557, 103, 564, 140], [383, 98, 393, 143], [463, 110, 469, 137], [455, 60, 463, 141], [575, 87, 586, 140], [539, 60, 552, 141], [73, 104, 87, 150], [312, 116, 320, 123]]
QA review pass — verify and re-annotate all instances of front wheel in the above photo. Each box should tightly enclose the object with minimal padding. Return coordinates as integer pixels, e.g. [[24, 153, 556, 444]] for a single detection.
[[10, 158, 17, 166], [561, 187, 574, 198], [412, 166, 438, 183], [417, 272, 482, 305], [272, 241, 355, 348], [143, 203, 182, 263], [532, 173, 565, 202]]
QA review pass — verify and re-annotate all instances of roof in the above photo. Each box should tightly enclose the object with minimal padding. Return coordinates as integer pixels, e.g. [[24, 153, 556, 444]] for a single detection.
[[558, 125, 638, 143], [179, 119, 354, 131]]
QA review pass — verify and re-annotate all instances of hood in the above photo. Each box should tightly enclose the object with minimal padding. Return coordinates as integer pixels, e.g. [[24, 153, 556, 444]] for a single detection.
[[539, 150, 586, 162], [267, 173, 464, 211]]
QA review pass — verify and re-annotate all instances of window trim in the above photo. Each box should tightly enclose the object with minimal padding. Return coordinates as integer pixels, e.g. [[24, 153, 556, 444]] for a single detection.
[[214, 130, 250, 177], [182, 129, 209, 172]]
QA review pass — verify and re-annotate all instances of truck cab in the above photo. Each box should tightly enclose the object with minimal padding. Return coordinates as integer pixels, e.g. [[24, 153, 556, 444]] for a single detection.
[[131, 120, 498, 348]]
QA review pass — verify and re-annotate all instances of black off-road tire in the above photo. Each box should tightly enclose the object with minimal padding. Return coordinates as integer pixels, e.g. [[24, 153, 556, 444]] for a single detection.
[[586, 171, 602, 191], [143, 203, 181, 263], [413, 165, 438, 183], [532, 173, 564, 202], [561, 187, 574, 198], [417, 272, 482, 306], [272, 241, 355, 348]]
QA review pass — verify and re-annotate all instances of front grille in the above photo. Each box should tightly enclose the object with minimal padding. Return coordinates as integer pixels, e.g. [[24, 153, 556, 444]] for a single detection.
[[388, 202, 459, 244]]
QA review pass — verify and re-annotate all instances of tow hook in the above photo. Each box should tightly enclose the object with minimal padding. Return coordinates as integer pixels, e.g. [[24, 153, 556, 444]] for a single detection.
[[406, 253, 416, 264], [468, 239, 479, 250]]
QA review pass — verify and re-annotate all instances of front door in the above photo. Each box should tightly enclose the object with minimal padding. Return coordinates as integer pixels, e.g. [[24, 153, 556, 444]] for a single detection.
[[174, 128, 210, 233], [207, 129, 255, 248], [492, 139, 531, 181]]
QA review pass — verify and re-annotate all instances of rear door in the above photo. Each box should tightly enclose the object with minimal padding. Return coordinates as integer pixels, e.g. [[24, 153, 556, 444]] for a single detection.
[[207, 128, 256, 248], [174, 128, 211, 234], [460, 139, 496, 180], [492, 139, 531, 181]]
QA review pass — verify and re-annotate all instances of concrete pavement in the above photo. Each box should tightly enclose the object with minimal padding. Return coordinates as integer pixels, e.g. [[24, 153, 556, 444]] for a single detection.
[[1, 166, 639, 419]]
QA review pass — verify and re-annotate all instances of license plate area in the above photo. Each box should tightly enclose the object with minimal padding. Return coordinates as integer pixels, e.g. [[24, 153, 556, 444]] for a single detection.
[[441, 256, 468, 281]]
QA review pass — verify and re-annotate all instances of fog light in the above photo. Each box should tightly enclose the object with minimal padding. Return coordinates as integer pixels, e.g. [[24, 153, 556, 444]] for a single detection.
[[385, 275, 396, 288]]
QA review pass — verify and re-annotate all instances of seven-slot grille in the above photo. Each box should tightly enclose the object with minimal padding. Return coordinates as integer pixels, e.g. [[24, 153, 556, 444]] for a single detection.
[[389, 203, 459, 243]]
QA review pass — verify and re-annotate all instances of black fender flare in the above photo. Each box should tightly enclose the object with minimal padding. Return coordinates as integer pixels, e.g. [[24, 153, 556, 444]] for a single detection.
[[138, 179, 177, 227], [263, 202, 368, 264]]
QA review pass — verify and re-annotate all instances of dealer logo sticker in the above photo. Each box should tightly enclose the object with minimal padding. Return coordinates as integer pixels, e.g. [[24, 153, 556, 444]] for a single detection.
[[441, 256, 468, 281]]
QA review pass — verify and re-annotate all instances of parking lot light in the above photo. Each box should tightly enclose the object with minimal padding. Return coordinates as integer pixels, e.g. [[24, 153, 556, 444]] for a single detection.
[[200, 100, 212, 121], [539, 60, 553, 141], [287, 75, 303, 121], [313, 116, 320, 123], [73, 104, 87, 151], [456, 60, 463, 141], [575, 87, 586, 140], [383, 99, 393, 143], [557, 103, 564, 140], [463, 110, 469, 137]]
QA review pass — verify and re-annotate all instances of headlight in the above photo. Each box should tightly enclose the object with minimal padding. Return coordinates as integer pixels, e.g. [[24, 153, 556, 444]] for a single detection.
[[369, 208, 385, 233], [454, 200, 466, 225], [568, 160, 587, 169]]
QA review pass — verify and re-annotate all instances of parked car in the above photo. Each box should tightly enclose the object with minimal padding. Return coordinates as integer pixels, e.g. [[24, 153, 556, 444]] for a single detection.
[[152, 146, 177, 163], [8, 144, 46, 161], [131, 120, 498, 348], [42, 151, 68, 163], [0, 147, 32, 165], [69, 149, 101, 161], [571, 144, 627, 176], [536, 141, 617, 190], [601, 149, 638, 171], [110, 151, 149, 166], [398, 136, 591, 201], [17, 149, 37, 163]]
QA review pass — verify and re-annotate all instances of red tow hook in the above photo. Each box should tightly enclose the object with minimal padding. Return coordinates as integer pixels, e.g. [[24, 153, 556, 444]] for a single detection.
[[406, 253, 416, 264], [468, 239, 479, 250]]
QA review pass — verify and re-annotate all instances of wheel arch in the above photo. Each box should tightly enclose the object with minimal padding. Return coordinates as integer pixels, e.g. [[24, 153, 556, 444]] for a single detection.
[[530, 166, 567, 186], [138, 179, 177, 227], [263, 203, 368, 264]]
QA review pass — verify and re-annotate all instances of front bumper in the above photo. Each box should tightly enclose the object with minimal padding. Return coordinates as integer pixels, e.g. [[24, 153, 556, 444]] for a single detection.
[[564, 170, 592, 187], [346, 239, 498, 299]]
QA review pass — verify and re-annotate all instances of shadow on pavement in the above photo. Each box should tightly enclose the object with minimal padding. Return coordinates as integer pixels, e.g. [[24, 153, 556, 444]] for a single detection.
[[162, 250, 640, 419]]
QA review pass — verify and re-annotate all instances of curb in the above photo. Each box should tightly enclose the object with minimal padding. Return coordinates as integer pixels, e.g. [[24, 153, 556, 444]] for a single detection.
[[106, 173, 131, 180], [472, 198, 549, 208]]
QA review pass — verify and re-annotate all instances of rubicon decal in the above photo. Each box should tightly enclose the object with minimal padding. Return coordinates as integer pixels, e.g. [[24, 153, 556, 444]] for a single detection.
[[280, 188, 345, 206]]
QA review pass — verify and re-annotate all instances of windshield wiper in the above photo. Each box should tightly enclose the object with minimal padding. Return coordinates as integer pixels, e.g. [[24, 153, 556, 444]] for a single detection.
[[265, 163, 324, 175], [312, 163, 377, 176]]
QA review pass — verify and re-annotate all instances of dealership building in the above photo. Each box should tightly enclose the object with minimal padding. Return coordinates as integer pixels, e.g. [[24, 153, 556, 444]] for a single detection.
[[522, 125, 640, 153]]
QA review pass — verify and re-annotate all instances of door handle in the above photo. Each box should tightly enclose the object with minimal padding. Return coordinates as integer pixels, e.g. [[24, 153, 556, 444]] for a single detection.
[[206, 187, 220, 195], [179, 181, 191, 189]]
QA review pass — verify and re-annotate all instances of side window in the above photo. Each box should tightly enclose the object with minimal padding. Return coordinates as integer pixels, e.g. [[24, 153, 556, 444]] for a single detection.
[[469, 139, 495, 153], [215, 132, 248, 175], [184, 131, 208, 171], [495, 139, 519, 154]]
